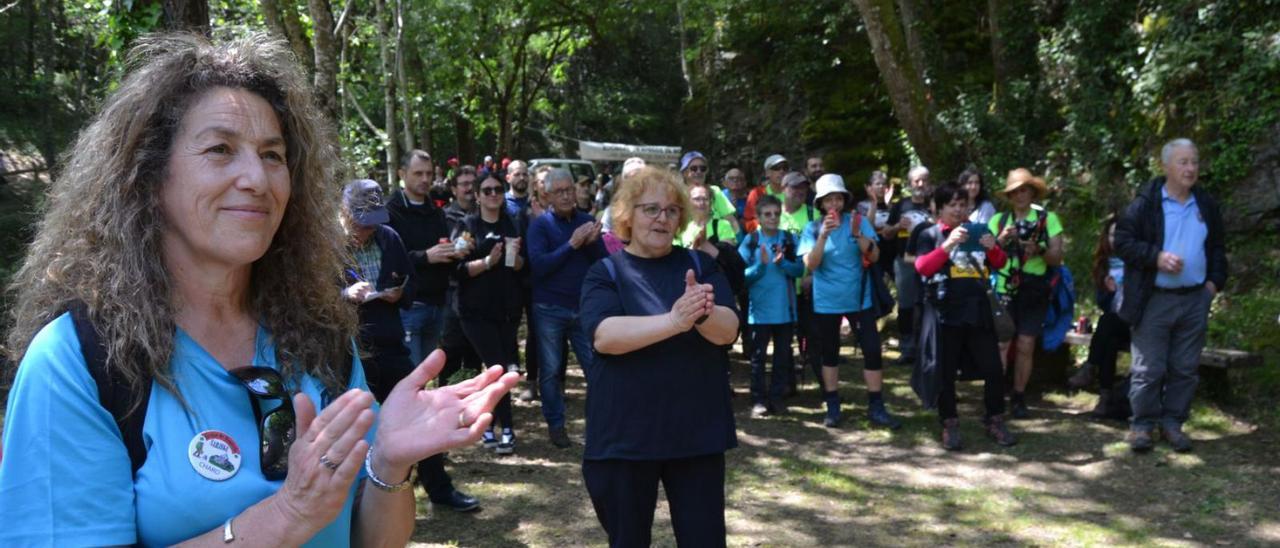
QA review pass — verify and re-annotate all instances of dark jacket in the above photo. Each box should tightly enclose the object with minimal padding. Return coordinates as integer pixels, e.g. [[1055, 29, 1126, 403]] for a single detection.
[[1113, 176, 1227, 327], [451, 211, 524, 322], [386, 190, 453, 306], [346, 224, 416, 347]]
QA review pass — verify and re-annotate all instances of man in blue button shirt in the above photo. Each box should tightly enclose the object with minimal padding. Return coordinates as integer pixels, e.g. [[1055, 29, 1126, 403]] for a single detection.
[[528, 168, 608, 448], [1114, 139, 1228, 453]]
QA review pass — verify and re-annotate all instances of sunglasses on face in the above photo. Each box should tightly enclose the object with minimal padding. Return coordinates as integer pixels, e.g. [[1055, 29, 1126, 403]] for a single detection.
[[635, 203, 682, 220], [769, 164, 788, 171], [479, 186, 503, 196], [686, 165, 708, 173], [228, 366, 295, 480]]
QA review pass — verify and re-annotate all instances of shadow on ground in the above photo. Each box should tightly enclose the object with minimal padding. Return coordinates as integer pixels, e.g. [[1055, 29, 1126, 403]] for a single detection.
[[409, 336, 1280, 547]]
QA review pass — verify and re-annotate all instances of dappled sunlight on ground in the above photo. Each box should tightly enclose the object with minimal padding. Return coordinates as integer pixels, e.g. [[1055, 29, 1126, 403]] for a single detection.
[[408, 337, 1278, 546]]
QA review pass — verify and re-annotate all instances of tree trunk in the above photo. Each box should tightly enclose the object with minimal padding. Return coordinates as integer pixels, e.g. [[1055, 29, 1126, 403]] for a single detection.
[[308, 0, 340, 123], [375, 0, 397, 189], [395, 0, 414, 152], [987, 0, 1008, 111], [895, 0, 929, 87], [455, 110, 475, 168], [675, 0, 693, 100], [259, 0, 312, 71], [851, 0, 954, 169]]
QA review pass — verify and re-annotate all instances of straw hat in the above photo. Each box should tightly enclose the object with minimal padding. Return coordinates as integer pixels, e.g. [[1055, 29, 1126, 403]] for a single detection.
[[1000, 168, 1047, 199]]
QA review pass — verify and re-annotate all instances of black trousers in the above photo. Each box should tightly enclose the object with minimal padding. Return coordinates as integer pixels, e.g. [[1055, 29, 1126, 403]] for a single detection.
[[936, 322, 1005, 420], [459, 316, 518, 429], [582, 453, 727, 548], [1087, 311, 1131, 390], [748, 323, 794, 405], [796, 291, 821, 381], [440, 291, 483, 384], [813, 309, 883, 371]]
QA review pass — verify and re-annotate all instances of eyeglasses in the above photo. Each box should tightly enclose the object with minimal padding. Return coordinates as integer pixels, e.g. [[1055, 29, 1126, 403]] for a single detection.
[[769, 164, 788, 172], [229, 366, 295, 480], [634, 203, 682, 220], [479, 186, 503, 196], [686, 165, 708, 173], [759, 211, 780, 218], [550, 187, 575, 197]]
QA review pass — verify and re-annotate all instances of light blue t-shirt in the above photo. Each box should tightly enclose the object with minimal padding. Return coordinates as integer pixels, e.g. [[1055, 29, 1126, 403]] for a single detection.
[[0, 313, 373, 547], [798, 213, 879, 314], [1156, 186, 1208, 289], [739, 230, 805, 325]]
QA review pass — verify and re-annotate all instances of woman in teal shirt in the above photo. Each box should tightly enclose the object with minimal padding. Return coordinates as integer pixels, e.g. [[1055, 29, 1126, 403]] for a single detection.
[[0, 32, 516, 546], [799, 175, 901, 430]]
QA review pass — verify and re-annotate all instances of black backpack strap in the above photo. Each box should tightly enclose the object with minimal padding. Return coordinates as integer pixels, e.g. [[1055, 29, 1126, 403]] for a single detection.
[[69, 301, 150, 477]]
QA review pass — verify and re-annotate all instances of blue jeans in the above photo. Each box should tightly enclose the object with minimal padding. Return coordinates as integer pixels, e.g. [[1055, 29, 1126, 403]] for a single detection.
[[401, 302, 446, 366], [533, 303, 595, 429]]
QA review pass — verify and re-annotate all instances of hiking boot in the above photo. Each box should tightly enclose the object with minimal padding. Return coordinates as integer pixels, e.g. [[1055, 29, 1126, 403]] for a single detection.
[[431, 489, 480, 513], [751, 403, 770, 418], [481, 430, 498, 450], [941, 418, 962, 451], [1089, 391, 1110, 418], [1010, 398, 1030, 420], [1068, 362, 1096, 389], [516, 386, 537, 402], [983, 415, 1018, 447], [1127, 429, 1154, 453], [496, 431, 516, 455], [868, 401, 903, 430], [1162, 425, 1193, 453], [548, 426, 571, 449], [823, 405, 841, 428]]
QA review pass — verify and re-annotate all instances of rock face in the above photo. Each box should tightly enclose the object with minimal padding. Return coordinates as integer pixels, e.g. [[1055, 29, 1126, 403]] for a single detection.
[[1227, 123, 1280, 235]]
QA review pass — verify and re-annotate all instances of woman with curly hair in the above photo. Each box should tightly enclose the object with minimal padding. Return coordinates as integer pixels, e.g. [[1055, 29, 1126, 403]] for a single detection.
[[0, 32, 515, 546]]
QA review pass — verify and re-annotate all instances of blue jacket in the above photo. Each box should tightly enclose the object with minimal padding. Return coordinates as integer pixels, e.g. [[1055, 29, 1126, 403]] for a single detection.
[[738, 230, 804, 324], [528, 210, 608, 310]]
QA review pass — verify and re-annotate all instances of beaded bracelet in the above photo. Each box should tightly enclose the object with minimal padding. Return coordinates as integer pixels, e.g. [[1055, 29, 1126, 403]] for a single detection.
[[364, 447, 412, 492]]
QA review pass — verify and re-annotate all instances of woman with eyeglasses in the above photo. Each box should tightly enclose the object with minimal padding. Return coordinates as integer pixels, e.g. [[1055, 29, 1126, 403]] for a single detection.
[[0, 33, 516, 546], [680, 150, 741, 234], [452, 170, 525, 455], [579, 166, 739, 547]]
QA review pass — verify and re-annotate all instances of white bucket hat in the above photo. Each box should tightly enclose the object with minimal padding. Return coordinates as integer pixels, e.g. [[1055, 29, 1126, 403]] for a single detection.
[[812, 173, 851, 210]]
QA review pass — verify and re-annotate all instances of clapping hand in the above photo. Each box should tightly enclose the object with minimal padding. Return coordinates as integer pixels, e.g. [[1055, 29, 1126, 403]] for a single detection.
[[669, 269, 714, 331], [371, 350, 519, 479]]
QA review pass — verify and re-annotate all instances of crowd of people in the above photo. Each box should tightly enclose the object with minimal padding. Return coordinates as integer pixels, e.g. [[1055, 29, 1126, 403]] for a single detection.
[[0, 32, 1228, 548]]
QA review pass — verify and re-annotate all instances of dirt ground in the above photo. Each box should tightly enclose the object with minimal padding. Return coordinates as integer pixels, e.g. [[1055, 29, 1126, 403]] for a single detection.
[[409, 339, 1280, 547]]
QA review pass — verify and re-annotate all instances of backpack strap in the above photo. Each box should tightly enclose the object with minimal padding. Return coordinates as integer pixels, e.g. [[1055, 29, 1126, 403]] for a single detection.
[[69, 301, 150, 477], [603, 256, 617, 282], [687, 248, 703, 278]]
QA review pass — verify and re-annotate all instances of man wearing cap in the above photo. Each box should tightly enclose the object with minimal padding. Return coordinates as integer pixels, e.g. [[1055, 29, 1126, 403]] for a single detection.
[[886, 166, 935, 366], [743, 154, 789, 232], [680, 151, 740, 234], [1114, 139, 1227, 453], [779, 172, 821, 389], [989, 168, 1064, 419]]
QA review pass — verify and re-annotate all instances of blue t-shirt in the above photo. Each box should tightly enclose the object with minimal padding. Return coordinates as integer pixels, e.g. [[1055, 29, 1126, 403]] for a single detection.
[[0, 313, 372, 547], [1156, 186, 1209, 289], [738, 230, 804, 325], [578, 249, 739, 460], [798, 212, 879, 314]]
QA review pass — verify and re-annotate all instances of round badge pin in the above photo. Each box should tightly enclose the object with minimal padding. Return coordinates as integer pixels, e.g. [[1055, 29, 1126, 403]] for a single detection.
[[188, 430, 242, 481]]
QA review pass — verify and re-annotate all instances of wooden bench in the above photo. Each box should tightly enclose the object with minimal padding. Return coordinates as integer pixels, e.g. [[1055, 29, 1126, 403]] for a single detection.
[[1062, 331, 1264, 397]]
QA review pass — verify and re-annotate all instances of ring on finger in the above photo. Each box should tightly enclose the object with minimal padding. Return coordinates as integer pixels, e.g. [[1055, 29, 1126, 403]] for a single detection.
[[319, 453, 341, 471], [458, 410, 469, 429]]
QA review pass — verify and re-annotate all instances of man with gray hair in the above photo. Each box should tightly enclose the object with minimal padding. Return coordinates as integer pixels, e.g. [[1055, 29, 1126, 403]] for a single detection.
[[886, 165, 934, 365], [1114, 138, 1228, 453], [527, 168, 607, 448]]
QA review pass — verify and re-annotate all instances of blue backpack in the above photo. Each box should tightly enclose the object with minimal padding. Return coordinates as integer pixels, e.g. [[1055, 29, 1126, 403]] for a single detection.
[[1041, 265, 1076, 351]]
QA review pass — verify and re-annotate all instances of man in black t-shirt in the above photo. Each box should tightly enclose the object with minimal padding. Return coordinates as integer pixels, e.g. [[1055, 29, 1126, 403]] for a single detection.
[[886, 166, 934, 365], [913, 183, 1017, 451]]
